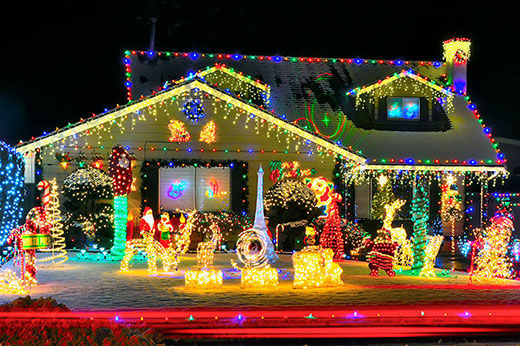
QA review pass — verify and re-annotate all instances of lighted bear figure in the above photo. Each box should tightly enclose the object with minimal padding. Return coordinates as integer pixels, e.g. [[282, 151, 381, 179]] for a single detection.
[[363, 228, 399, 277]]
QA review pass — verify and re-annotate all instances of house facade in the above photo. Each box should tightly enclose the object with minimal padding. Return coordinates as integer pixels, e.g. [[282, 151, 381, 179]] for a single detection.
[[15, 38, 507, 247]]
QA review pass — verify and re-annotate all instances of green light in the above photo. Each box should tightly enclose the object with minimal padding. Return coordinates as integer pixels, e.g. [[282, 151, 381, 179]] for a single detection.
[[112, 195, 128, 256]]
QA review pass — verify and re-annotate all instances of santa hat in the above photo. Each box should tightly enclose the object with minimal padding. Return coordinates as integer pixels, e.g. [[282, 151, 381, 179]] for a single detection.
[[143, 207, 153, 216]]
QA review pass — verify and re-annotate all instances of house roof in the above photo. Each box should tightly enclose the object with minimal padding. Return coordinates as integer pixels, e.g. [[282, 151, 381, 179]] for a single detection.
[[15, 73, 365, 165], [122, 51, 506, 174]]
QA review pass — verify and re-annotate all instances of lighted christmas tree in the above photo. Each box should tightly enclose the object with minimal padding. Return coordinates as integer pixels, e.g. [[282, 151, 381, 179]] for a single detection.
[[441, 175, 463, 254], [472, 209, 513, 281], [319, 193, 345, 260], [39, 178, 68, 265], [371, 175, 396, 220], [411, 178, 429, 272], [199, 120, 217, 144]]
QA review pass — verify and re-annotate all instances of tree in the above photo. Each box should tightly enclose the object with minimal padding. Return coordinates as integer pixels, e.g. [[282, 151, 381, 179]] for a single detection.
[[62, 167, 114, 248], [411, 178, 429, 271], [264, 180, 321, 227], [371, 175, 396, 220]]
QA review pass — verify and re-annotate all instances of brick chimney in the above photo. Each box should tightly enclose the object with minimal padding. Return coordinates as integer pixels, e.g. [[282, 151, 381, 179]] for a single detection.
[[443, 38, 471, 95]]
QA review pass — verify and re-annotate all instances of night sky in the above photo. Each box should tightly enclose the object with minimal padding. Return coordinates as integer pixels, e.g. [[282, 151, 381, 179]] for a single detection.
[[0, 2, 518, 145]]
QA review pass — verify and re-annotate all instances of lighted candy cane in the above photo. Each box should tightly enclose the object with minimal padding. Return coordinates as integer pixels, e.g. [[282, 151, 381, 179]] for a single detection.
[[37, 180, 51, 209]]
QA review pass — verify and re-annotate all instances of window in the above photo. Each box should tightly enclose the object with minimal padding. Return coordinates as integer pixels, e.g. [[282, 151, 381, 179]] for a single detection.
[[387, 97, 420, 120], [159, 166, 230, 211]]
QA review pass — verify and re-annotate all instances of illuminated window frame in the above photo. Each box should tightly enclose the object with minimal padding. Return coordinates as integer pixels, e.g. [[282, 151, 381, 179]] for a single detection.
[[387, 97, 421, 121]]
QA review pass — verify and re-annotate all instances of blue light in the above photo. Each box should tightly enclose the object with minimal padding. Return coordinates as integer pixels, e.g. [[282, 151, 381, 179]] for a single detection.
[[273, 56, 282, 63], [242, 211, 247, 216], [354, 58, 364, 65], [229, 163, 235, 168], [433, 61, 442, 68], [123, 58, 131, 64], [232, 54, 242, 60], [468, 104, 476, 110], [187, 148, 192, 152], [466, 207, 474, 213], [189, 52, 199, 60], [115, 316, 120, 321], [394, 60, 404, 66], [498, 153, 505, 159], [469, 159, 477, 165], [248, 149, 253, 153], [125, 146, 130, 151], [148, 50, 154, 57], [405, 158, 415, 164], [483, 128, 490, 134], [169, 162, 174, 167]]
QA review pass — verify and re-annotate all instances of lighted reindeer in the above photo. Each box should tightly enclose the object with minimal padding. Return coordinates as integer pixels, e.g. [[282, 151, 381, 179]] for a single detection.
[[383, 200, 413, 267]]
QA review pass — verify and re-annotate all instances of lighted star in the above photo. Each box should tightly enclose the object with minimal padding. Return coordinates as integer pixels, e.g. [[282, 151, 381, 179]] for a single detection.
[[377, 174, 389, 187], [322, 113, 331, 127]]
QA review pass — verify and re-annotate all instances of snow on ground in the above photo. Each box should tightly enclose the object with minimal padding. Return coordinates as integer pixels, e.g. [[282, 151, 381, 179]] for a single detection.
[[2, 252, 520, 310]]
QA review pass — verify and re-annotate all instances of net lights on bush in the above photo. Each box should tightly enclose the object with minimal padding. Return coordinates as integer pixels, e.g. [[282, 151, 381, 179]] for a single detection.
[[472, 209, 514, 281], [0, 269, 28, 295]]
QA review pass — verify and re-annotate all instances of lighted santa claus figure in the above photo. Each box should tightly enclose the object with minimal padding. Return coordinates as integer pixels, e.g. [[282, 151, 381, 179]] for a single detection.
[[139, 207, 156, 237]]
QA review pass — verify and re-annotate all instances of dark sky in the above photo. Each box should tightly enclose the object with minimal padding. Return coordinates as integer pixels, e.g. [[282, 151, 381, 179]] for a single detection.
[[0, 2, 518, 145]]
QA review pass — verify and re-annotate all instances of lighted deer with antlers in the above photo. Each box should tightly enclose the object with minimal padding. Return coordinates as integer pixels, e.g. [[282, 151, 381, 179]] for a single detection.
[[383, 200, 413, 267]]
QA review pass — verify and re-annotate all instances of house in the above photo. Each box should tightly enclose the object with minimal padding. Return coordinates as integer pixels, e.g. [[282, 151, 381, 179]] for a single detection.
[[15, 38, 507, 248]]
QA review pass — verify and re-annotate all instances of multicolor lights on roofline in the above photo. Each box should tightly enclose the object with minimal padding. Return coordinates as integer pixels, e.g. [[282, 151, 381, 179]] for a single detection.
[[123, 50, 444, 101], [346, 69, 452, 97]]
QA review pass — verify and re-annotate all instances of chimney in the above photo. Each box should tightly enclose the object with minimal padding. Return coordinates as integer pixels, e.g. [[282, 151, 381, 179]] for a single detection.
[[442, 38, 471, 95], [148, 18, 158, 52]]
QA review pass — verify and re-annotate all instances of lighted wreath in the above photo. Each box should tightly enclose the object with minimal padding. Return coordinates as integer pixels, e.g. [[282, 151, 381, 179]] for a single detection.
[[182, 100, 205, 122]]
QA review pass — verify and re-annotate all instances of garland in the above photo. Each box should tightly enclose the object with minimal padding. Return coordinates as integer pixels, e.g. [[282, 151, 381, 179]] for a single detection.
[[140, 159, 249, 215]]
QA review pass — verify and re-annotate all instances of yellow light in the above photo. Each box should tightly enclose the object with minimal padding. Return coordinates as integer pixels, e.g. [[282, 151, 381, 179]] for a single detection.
[[419, 235, 444, 278], [293, 246, 343, 289], [185, 268, 223, 289], [185, 223, 223, 289], [443, 38, 471, 63], [0, 269, 28, 295], [240, 266, 279, 288]]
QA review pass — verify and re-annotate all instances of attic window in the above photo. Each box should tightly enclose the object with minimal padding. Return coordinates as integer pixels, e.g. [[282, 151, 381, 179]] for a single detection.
[[387, 97, 420, 120]]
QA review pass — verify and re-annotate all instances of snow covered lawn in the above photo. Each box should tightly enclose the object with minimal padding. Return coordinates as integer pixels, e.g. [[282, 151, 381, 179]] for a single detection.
[[2, 252, 520, 310]]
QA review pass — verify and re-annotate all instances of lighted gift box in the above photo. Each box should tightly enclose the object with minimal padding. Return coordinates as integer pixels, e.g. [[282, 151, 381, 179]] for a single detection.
[[293, 246, 343, 289]]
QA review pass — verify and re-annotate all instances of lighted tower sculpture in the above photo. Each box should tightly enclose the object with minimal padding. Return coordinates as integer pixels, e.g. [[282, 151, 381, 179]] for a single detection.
[[443, 38, 471, 95], [254, 165, 278, 263]]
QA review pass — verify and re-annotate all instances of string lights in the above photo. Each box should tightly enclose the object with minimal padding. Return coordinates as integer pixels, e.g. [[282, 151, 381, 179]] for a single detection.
[[168, 120, 191, 142], [411, 179, 430, 272], [199, 120, 217, 144], [109, 146, 134, 256], [293, 246, 343, 289], [0, 141, 24, 247], [185, 224, 223, 289], [472, 209, 514, 281], [38, 178, 68, 265]]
